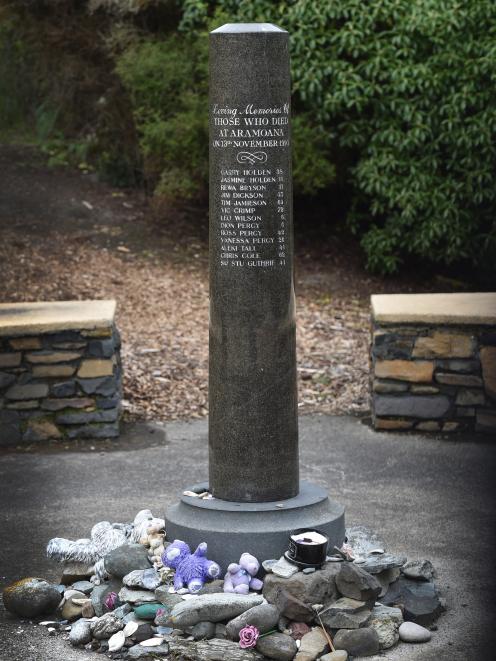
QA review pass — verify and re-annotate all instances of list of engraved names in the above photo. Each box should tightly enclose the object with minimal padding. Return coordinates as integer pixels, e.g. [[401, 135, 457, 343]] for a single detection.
[[212, 102, 290, 269]]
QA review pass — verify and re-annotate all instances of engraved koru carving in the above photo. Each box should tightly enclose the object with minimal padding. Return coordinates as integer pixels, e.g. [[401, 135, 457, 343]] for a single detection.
[[236, 151, 268, 165]]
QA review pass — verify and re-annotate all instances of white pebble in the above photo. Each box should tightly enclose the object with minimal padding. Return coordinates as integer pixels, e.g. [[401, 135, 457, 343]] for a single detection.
[[109, 630, 126, 652], [123, 621, 139, 637], [140, 637, 164, 646], [399, 621, 432, 643]]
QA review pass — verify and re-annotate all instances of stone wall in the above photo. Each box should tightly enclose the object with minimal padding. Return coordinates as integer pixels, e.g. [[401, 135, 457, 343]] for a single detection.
[[0, 301, 121, 444], [370, 293, 496, 434]]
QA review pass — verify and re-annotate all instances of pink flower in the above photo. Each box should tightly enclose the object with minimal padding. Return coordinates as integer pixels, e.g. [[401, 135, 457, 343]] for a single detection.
[[239, 625, 260, 649], [104, 591, 118, 610]]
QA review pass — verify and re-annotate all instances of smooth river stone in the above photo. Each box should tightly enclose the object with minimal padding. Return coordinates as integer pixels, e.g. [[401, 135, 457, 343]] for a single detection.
[[399, 621, 432, 643], [169, 593, 264, 627]]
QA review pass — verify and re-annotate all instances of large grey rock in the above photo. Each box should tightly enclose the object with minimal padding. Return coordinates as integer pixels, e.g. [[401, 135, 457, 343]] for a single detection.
[[90, 612, 123, 639], [375, 567, 400, 597], [71, 580, 94, 595], [226, 603, 280, 640], [256, 632, 298, 661], [155, 585, 184, 609], [319, 597, 371, 629], [104, 543, 151, 578], [191, 621, 216, 640], [127, 643, 170, 658], [368, 604, 403, 649], [382, 577, 443, 626], [333, 627, 380, 657], [399, 621, 432, 642], [168, 637, 265, 661], [295, 627, 329, 661], [335, 563, 381, 603], [375, 395, 450, 418], [169, 593, 264, 627], [69, 619, 92, 646], [402, 559, 434, 581], [208, 23, 298, 502], [2, 578, 62, 617], [356, 553, 406, 574], [263, 562, 340, 621]]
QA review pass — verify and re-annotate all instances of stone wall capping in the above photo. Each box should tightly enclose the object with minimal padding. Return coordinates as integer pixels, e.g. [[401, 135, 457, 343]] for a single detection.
[[371, 292, 496, 434], [0, 300, 116, 337], [371, 293, 496, 326], [0, 300, 121, 445]]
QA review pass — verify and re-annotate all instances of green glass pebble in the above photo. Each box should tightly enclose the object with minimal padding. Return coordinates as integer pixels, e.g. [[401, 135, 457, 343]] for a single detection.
[[133, 603, 163, 620]]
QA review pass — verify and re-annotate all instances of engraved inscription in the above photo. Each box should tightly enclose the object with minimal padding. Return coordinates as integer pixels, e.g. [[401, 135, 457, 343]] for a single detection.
[[212, 102, 290, 268]]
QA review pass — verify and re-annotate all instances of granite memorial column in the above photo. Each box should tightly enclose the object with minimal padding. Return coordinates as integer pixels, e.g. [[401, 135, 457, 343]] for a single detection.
[[208, 24, 298, 502]]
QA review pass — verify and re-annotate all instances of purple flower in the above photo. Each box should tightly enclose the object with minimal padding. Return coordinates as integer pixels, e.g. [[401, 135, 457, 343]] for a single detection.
[[239, 625, 260, 649], [104, 591, 118, 610]]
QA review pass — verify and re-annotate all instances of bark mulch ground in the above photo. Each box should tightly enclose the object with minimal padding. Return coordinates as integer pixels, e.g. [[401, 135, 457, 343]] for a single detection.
[[0, 144, 454, 423]]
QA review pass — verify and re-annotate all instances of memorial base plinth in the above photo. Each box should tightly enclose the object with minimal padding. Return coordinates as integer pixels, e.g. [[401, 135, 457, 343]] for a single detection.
[[165, 481, 345, 572]]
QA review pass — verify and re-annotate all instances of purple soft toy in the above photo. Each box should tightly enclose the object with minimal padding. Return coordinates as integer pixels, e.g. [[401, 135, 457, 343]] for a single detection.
[[162, 540, 221, 593], [223, 552, 263, 594]]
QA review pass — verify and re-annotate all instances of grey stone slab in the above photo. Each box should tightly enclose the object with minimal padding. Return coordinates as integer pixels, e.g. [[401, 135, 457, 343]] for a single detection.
[[0, 371, 16, 389], [169, 593, 264, 627], [208, 23, 297, 502], [0, 410, 21, 446], [5, 383, 49, 400], [56, 408, 118, 424], [77, 376, 117, 396], [374, 394, 451, 418]]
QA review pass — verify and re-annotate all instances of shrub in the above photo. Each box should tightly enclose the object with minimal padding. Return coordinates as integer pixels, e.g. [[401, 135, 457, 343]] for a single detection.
[[182, 0, 496, 273]]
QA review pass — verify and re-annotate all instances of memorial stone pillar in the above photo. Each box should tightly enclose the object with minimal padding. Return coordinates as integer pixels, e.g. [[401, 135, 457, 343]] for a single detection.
[[208, 23, 298, 502], [165, 24, 345, 570]]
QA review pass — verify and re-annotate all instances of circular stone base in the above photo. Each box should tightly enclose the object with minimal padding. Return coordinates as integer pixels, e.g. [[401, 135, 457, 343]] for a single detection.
[[165, 481, 345, 571]]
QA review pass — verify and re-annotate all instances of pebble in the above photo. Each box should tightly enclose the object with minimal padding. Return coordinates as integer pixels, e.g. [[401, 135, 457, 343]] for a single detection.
[[123, 621, 139, 637], [90, 613, 123, 640], [191, 621, 216, 640], [262, 559, 278, 573], [226, 603, 279, 640], [256, 632, 298, 661], [71, 581, 94, 595], [108, 630, 126, 652], [81, 601, 95, 618], [399, 621, 432, 643], [302, 568, 316, 574], [133, 602, 163, 620], [272, 556, 299, 578], [139, 637, 164, 646], [69, 619, 92, 646], [320, 652, 348, 661], [127, 643, 169, 658], [118, 587, 157, 604]]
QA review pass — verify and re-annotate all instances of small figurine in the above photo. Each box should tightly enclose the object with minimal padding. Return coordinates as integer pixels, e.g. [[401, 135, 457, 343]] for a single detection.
[[162, 540, 221, 593], [223, 552, 263, 594]]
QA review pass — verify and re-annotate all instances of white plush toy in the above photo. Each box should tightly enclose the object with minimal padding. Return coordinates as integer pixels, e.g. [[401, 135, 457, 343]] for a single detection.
[[47, 509, 165, 584]]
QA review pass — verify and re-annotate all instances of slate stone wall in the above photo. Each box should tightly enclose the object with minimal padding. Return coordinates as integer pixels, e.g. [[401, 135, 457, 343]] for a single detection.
[[371, 325, 496, 434], [0, 326, 121, 444]]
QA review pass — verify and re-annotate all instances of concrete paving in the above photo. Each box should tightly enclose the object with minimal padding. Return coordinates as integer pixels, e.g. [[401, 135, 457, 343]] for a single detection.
[[0, 414, 495, 661]]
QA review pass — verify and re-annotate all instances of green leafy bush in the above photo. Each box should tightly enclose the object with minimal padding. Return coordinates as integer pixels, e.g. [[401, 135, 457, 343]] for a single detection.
[[182, 0, 496, 273]]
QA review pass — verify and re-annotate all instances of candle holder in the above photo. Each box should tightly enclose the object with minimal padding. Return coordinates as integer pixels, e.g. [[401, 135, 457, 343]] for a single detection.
[[285, 527, 329, 569]]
